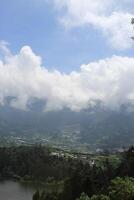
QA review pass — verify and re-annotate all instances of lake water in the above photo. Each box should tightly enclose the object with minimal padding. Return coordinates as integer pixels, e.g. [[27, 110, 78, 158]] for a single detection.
[[0, 180, 35, 200]]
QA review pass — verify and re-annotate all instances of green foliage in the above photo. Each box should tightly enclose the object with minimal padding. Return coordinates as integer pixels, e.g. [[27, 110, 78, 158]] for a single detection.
[[119, 146, 134, 177], [109, 177, 134, 200], [33, 190, 40, 200], [77, 193, 90, 200], [0, 145, 74, 181], [32, 190, 59, 200], [77, 193, 110, 200], [40, 192, 58, 200], [1, 145, 134, 200], [90, 195, 110, 200]]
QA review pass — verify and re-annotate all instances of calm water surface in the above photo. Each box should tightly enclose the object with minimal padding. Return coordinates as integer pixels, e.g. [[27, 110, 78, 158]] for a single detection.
[[0, 180, 36, 200]]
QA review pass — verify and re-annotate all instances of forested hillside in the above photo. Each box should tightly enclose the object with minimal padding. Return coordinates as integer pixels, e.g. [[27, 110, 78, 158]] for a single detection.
[[0, 145, 134, 200]]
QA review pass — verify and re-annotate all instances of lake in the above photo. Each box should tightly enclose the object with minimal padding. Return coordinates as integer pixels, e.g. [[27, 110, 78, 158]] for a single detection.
[[0, 180, 36, 200]]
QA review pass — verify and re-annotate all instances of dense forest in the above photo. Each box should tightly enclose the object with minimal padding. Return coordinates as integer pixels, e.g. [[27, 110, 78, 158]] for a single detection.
[[0, 145, 134, 200]]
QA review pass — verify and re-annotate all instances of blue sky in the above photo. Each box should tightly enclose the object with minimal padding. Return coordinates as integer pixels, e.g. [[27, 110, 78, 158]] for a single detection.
[[1, 0, 134, 73]]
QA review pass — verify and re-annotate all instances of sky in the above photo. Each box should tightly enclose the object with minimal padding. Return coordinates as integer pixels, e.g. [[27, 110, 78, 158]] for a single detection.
[[0, 0, 134, 111], [1, 0, 134, 72]]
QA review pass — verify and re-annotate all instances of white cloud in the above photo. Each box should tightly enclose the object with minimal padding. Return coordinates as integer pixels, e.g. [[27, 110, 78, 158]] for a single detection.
[[50, 0, 134, 50], [1, 43, 134, 111]]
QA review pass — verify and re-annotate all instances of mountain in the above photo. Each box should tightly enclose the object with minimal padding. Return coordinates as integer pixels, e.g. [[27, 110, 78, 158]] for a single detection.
[[0, 98, 134, 151]]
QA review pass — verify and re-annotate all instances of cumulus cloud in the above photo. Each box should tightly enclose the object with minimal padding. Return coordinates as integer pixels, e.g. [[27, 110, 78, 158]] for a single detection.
[[49, 0, 134, 50], [0, 43, 134, 111]]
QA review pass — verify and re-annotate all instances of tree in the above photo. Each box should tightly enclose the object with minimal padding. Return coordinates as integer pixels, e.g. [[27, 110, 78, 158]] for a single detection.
[[131, 18, 134, 25], [109, 177, 134, 200], [33, 190, 40, 200], [131, 18, 134, 40], [77, 193, 90, 200], [90, 195, 110, 200], [77, 193, 110, 200]]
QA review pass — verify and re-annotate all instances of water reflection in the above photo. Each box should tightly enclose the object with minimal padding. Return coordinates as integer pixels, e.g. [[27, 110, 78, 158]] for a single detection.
[[0, 180, 35, 200]]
